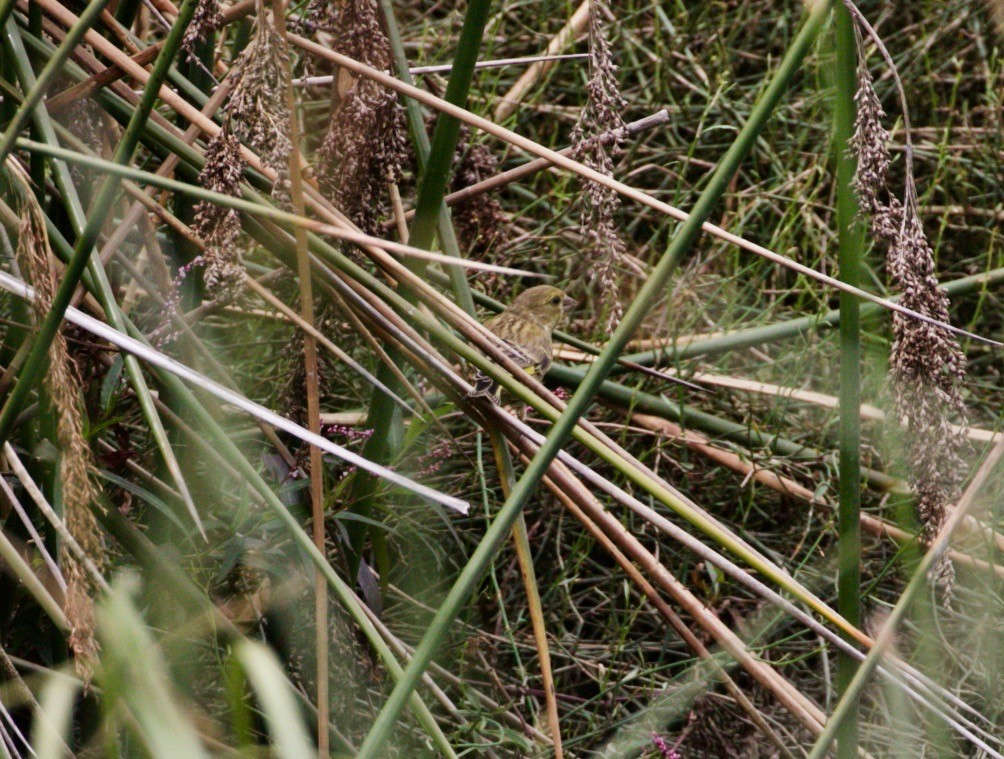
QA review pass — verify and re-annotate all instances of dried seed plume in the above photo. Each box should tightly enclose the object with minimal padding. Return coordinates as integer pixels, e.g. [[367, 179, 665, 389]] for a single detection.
[[227, 0, 293, 200], [570, 0, 628, 332], [448, 122, 512, 257], [10, 161, 105, 681], [314, 0, 407, 233], [846, 9, 969, 601], [192, 122, 248, 304], [183, 0, 222, 51]]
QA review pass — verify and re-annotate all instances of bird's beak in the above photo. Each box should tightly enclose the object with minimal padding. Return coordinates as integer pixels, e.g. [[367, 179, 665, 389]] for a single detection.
[[562, 296, 577, 311]]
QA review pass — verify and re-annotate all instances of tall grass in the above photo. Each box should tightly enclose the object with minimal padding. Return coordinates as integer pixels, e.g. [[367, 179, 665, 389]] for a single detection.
[[0, 0, 1000, 756]]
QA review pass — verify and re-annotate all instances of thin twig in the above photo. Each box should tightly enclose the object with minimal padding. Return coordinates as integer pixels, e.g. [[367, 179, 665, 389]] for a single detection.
[[384, 110, 672, 228], [292, 53, 589, 86]]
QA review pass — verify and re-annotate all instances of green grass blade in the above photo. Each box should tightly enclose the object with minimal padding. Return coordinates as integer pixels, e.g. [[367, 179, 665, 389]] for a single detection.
[[0, 29, 205, 537], [617, 264, 1004, 365], [380, 0, 479, 313], [30, 673, 78, 758], [344, 0, 491, 582], [406, 0, 492, 254], [0, 0, 114, 166], [832, 4, 864, 756], [0, 268, 468, 512], [0, 264, 459, 754], [97, 575, 210, 759], [806, 438, 1004, 759], [234, 641, 314, 759]]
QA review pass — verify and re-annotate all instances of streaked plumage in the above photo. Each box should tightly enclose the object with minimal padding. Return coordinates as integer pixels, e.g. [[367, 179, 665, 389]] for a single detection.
[[468, 285, 576, 402]]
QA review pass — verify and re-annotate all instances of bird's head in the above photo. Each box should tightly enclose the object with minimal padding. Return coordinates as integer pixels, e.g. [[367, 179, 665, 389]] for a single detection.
[[508, 285, 576, 329]]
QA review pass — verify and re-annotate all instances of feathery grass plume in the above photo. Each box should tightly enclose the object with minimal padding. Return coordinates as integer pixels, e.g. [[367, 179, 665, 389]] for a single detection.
[[886, 208, 968, 597], [292, 0, 338, 80], [151, 124, 247, 344], [846, 13, 969, 601], [570, 0, 628, 332], [55, 94, 116, 205], [449, 123, 512, 257], [192, 121, 248, 304], [303, 0, 338, 35], [183, 0, 222, 51], [227, 0, 293, 201], [847, 52, 890, 219], [12, 165, 105, 681], [314, 0, 406, 233]]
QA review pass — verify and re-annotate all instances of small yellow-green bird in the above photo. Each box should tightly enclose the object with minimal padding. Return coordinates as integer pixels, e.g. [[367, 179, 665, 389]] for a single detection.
[[468, 285, 577, 402]]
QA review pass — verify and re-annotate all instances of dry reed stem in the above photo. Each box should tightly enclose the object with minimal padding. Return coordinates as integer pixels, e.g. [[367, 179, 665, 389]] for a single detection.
[[620, 410, 1004, 576], [2, 443, 110, 591], [269, 0, 329, 748], [306, 277, 844, 737], [285, 31, 995, 347], [502, 437, 829, 736], [387, 110, 672, 230], [560, 360, 997, 444], [33, 0, 930, 651], [483, 429, 564, 758], [529, 453, 798, 759]]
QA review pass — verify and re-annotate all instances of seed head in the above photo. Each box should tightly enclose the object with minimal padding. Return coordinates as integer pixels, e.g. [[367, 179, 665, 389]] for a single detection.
[[570, 0, 628, 333], [315, 0, 406, 232], [848, 59, 891, 217], [184, 0, 222, 51], [193, 123, 248, 304], [449, 123, 511, 257], [227, 0, 293, 201], [844, 17, 970, 603], [12, 162, 104, 681]]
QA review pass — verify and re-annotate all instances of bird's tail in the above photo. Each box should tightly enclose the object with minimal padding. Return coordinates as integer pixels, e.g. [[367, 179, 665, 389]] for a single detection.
[[467, 371, 500, 403]]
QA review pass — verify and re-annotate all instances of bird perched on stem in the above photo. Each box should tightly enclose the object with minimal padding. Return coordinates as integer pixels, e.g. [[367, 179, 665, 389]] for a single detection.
[[468, 285, 576, 403]]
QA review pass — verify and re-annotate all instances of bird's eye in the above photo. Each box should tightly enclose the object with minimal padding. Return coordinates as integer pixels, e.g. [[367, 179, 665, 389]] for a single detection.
[[551, 296, 560, 305]]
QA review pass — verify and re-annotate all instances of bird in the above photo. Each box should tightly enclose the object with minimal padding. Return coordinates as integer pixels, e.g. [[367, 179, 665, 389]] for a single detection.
[[468, 285, 576, 403]]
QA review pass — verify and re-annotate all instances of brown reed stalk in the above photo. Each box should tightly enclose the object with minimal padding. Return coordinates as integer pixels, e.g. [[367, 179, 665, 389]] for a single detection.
[[268, 0, 330, 749]]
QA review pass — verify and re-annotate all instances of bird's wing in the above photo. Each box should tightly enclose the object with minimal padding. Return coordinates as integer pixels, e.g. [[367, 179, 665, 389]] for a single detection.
[[498, 337, 544, 370], [468, 338, 551, 400], [469, 313, 552, 401]]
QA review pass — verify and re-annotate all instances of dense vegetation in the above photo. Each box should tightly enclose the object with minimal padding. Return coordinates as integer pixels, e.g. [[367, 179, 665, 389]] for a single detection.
[[0, 0, 1000, 756]]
